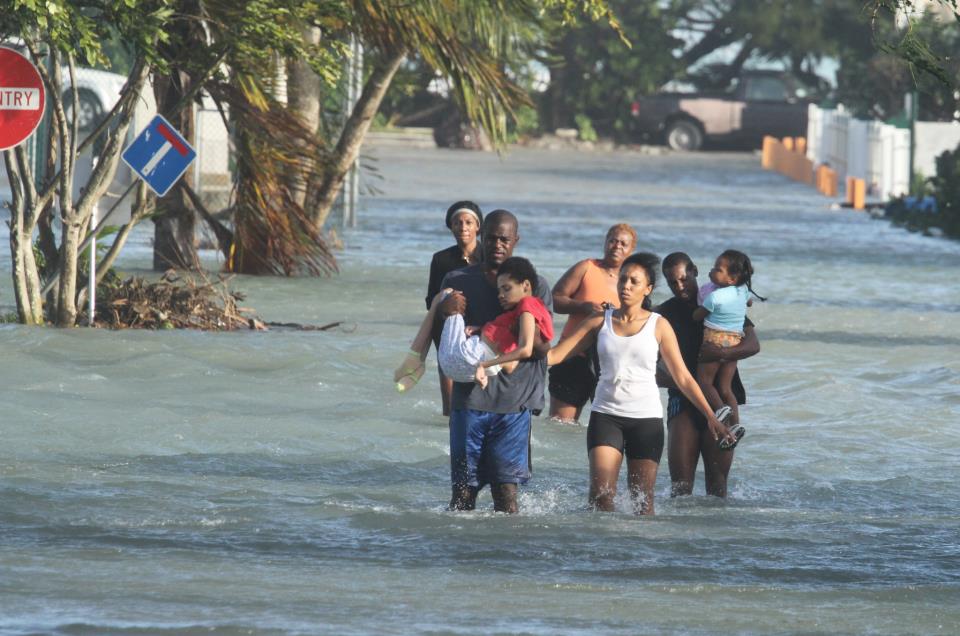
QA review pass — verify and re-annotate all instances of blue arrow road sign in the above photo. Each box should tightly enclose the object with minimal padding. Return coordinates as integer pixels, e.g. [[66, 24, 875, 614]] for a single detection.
[[121, 114, 196, 197]]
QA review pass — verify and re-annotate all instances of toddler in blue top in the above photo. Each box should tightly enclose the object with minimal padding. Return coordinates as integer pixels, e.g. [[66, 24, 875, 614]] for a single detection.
[[693, 249, 765, 448]]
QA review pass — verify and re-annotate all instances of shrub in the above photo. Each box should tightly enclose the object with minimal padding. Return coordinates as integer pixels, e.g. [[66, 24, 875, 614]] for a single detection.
[[574, 113, 598, 142]]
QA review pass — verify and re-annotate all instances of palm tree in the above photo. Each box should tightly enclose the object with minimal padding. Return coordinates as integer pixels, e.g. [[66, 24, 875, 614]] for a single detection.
[[156, 0, 622, 275]]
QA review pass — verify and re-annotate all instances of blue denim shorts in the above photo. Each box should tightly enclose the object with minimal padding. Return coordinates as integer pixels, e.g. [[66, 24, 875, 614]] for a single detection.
[[667, 395, 706, 430], [449, 408, 532, 489]]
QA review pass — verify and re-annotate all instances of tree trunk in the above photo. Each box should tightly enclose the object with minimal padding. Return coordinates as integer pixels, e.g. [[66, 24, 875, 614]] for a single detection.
[[56, 222, 81, 326], [22, 229, 43, 320], [7, 203, 41, 324], [10, 235, 36, 324], [286, 26, 322, 208], [3, 150, 40, 324], [152, 73, 199, 271], [307, 48, 405, 228]]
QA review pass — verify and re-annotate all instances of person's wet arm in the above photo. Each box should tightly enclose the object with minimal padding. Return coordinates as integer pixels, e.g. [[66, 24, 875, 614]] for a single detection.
[[552, 261, 600, 315], [426, 254, 442, 310], [692, 289, 716, 322], [657, 320, 735, 445], [481, 313, 537, 369], [546, 315, 601, 366], [530, 330, 550, 359], [655, 356, 677, 389]]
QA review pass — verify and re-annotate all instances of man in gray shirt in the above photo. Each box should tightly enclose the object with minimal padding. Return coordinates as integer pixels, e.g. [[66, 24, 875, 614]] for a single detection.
[[439, 210, 551, 513]]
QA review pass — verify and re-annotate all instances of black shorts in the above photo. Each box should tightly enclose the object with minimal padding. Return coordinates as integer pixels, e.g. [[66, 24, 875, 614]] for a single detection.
[[587, 411, 664, 461], [548, 354, 597, 409]]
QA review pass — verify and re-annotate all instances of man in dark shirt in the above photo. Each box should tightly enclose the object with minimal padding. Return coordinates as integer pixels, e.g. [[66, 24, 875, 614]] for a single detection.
[[658, 252, 760, 498], [438, 210, 551, 513]]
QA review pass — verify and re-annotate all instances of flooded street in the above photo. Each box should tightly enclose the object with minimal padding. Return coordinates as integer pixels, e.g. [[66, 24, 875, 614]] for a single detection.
[[1, 145, 959, 635]]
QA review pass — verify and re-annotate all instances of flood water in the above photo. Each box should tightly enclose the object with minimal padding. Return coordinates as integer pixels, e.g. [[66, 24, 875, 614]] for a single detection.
[[1, 146, 959, 635]]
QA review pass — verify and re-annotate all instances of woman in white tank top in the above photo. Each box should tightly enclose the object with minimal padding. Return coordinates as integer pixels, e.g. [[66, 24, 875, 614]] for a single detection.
[[547, 253, 734, 515]]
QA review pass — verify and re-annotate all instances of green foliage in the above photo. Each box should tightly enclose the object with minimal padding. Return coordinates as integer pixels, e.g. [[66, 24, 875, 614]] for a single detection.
[[0, 1, 174, 70], [885, 142, 960, 239], [868, 1, 959, 83], [834, 9, 960, 121], [574, 113, 597, 141], [929, 143, 960, 236], [370, 111, 392, 130], [366, 1, 626, 143], [541, 0, 681, 137], [911, 171, 931, 197], [509, 104, 540, 139]]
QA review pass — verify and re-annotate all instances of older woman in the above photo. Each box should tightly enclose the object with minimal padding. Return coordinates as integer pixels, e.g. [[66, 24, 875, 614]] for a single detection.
[[549, 223, 637, 424], [547, 253, 733, 515], [425, 201, 483, 414]]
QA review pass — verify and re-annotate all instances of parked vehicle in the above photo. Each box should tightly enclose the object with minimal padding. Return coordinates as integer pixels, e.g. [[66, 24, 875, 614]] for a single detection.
[[629, 70, 820, 151], [63, 67, 133, 133]]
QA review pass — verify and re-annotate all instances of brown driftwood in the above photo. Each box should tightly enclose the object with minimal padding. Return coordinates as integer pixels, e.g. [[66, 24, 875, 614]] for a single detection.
[[94, 270, 259, 330], [264, 320, 350, 331]]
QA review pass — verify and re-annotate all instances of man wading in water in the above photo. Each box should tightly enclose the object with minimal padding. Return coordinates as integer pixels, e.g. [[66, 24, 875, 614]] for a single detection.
[[657, 252, 760, 497], [437, 210, 552, 513]]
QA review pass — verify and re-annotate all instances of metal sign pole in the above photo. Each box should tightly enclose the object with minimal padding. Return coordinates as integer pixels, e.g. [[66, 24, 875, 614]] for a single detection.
[[86, 155, 99, 326], [88, 200, 97, 326], [343, 35, 363, 228]]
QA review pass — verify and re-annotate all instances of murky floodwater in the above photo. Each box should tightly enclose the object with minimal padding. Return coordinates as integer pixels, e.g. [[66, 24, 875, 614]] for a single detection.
[[1, 146, 959, 635]]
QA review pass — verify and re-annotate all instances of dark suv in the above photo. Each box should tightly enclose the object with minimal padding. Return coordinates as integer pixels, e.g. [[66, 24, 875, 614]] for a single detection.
[[630, 70, 820, 151]]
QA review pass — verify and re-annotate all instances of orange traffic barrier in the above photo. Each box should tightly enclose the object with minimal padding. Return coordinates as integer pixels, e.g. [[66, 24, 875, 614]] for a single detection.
[[815, 165, 826, 193], [761, 136, 814, 186], [782, 137, 795, 151], [761, 136, 775, 169], [845, 177, 856, 205], [823, 167, 837, 197], [795, 137, 807, 155], [852, 178, 866, 210]]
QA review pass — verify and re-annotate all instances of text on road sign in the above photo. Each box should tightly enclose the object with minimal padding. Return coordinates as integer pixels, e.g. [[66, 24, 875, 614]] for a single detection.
[[0, 88, 41, 110]]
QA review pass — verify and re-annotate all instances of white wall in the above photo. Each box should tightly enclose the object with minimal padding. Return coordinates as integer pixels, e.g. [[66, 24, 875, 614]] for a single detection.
[[807, 105, 910, 199], [915, 121, 960, 179]]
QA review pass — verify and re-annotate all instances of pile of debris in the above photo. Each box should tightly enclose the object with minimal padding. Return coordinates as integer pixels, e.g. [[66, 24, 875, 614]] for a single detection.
[[94, 271, 260, 330]]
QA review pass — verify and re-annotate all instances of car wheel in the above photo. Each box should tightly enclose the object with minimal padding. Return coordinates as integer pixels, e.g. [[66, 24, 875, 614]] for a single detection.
[[665, 120, 703, 152], [63, 88, 105, 133]]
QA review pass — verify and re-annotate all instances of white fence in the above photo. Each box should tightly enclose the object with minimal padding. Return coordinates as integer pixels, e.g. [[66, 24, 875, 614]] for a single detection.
[[806, 104, 910, 200]]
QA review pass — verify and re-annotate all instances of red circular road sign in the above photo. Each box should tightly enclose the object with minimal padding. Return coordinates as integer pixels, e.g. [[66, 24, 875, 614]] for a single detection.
[[0, 47, 46, 151]]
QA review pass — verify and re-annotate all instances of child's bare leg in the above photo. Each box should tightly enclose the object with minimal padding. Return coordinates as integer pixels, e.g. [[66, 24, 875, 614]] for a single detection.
[[408, 306, 438, 361], [396, 290, 452, 387], [408, 289, 453, 360], [696, 361, 724, 412], [716, 360, 740, 425]]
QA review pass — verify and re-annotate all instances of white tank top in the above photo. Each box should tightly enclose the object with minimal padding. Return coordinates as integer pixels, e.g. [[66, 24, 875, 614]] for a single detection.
[[591, 309, 663, 419]]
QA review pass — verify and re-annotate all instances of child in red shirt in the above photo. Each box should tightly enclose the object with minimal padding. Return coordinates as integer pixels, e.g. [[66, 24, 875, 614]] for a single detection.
[[395, 257, 553, 391]]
